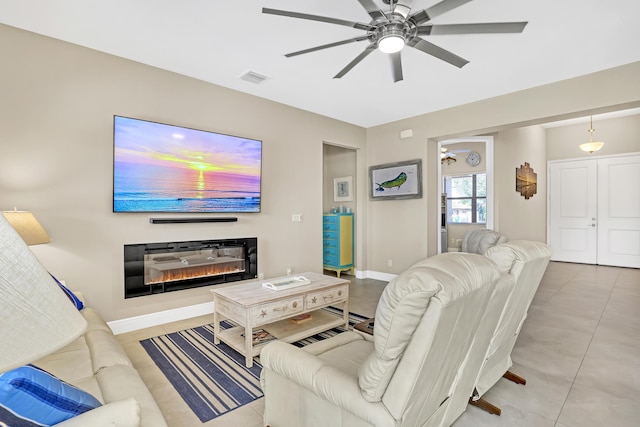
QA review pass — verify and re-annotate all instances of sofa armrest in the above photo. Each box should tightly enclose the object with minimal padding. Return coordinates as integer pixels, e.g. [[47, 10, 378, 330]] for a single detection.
[[53, 398, 140, 427], [301, 331, 365, 355], [260, 340, 390, 425]]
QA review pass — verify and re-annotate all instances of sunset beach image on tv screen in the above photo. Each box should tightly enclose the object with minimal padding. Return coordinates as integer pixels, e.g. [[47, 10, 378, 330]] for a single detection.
[[113, 116, 262, 213]]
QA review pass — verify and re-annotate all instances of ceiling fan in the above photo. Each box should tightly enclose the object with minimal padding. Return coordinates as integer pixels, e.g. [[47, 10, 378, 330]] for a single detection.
[[262, 0, 527, 82], [441, 147, 471, 164]]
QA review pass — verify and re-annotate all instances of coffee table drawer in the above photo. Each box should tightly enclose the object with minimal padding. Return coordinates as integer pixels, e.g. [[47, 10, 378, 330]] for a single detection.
[[251, 296, 304, 325], [306, 285, 348, 310]]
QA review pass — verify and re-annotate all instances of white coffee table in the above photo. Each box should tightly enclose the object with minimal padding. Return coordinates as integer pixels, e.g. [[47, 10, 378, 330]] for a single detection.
[[211, 272, 349, 367]]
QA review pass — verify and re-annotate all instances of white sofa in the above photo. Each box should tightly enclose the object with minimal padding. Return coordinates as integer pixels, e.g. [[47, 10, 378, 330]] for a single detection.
[[260, 252, 508, 427], [260, 240, 551, 427], [32, 293, 167, 427]]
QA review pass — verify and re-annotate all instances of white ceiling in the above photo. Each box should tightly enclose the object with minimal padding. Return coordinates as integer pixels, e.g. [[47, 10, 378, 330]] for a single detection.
[[2, 0, 640, 128]]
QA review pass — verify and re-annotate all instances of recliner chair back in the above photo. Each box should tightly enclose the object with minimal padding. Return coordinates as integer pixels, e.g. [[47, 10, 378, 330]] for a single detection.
[[358, 253, 501, 425], [473, 240, 552, 397]]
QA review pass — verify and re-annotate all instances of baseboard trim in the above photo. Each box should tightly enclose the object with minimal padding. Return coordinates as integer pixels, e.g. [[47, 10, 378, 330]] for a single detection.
[[108, 301, 214, 335], [360, 270, 397, 282]]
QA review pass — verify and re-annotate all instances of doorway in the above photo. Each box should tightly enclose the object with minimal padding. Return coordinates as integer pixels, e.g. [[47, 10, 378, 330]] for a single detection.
[[548, 154, 640, 268], [323, 143, 358, 275], [437, 136, 494, 253]]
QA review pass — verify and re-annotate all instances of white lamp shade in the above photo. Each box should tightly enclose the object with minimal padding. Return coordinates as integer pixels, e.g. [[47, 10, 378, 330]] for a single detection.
[[0, 214, 86, 373], [2, 210, 51, 245], [579, 141, 605, 153]]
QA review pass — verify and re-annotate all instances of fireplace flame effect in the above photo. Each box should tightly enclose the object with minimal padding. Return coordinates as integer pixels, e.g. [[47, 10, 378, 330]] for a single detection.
[[145, 256, 245, 285]]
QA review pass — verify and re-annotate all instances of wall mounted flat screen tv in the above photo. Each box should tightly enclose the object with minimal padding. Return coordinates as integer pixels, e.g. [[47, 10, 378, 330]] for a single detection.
[[113, 116, 262, 213]]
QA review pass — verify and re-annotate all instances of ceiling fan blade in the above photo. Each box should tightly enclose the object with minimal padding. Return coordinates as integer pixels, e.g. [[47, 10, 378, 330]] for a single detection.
[[334, 45, 376, 79], [393, 0, 416, 19], [262, 8, 373, 31], [407, 38, 469, 68], [356, 0, 387, 21], [418, 22, 528, 36], [390, 51, 403, 82], [410, 0, 474, 25], [285, 36, 369, 58]]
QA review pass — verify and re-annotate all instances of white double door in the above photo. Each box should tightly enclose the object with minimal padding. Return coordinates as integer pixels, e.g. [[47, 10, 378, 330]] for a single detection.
[[548, 154, 640, 268]]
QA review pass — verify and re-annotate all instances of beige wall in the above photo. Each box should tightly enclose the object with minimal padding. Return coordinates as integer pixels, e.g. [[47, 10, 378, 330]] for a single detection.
[[0, 24, 366, 321], [494, 126, 547, 241], [546, 114, 640, 160], [364, 125, 430, 273]]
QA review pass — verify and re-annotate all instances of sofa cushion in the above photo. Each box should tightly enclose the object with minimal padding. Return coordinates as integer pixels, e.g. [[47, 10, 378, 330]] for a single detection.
[[32, 336, 102, 401], [0, 365, 101, 426], [53, 398, 141, 427], [96, 365, 167, 427], [313, 332, 373, 376], [84, 329, 133, 371]]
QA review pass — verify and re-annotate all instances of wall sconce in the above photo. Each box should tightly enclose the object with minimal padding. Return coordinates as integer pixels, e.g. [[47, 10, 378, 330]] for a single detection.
[[1, 209, 51, 245], [579, 116, 605, 153]]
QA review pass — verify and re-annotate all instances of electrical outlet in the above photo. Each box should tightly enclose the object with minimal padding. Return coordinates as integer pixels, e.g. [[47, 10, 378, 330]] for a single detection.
[[387, 259, 393, 267], [258, 273, 264, 281], [291, 214, 302, 222], [286, 268, 292, 276]]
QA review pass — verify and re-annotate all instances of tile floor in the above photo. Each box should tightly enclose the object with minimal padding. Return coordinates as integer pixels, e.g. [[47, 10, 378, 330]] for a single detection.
[[117, 262, 640, 427]]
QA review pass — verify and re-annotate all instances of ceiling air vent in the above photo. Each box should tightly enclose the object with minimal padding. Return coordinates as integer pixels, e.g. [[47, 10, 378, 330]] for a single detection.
[[238, 70, 271, 84]]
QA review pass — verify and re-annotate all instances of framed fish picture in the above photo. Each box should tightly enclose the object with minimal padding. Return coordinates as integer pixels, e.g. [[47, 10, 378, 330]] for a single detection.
[[369, 159, 422, 200]]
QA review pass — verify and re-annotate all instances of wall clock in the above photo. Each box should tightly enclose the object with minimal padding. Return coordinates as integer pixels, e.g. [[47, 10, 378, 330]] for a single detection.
[[466, 151, 481, 167]]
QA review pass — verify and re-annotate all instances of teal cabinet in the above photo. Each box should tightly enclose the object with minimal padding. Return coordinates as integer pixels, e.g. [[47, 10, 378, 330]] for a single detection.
[[323, 213, 354, 277]]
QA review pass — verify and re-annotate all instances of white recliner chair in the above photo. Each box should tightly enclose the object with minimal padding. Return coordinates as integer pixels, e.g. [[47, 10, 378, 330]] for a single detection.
[[260, 252, 504, 427], [459, 240, 551, 418], [461, 229, 508, 254]]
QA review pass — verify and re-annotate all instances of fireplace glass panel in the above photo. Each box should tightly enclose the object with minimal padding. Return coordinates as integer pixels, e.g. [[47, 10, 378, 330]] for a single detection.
[[124, 238, 257, 298]]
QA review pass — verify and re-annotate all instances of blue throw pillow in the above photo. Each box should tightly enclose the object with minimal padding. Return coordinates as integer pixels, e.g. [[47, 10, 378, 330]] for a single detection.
[[0, 365, 101, 426], [50, 274, 84, 310]]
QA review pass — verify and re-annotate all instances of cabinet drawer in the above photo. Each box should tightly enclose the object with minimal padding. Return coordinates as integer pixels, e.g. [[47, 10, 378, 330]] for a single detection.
[[323, 255, 338, 266], [306, 285, 348, 310], [323, 245, 338, 256], [251, 296, 304, 325], [323, 231, 338, 240], [323, 215, 338, 224], [322, 222, 338, 232]]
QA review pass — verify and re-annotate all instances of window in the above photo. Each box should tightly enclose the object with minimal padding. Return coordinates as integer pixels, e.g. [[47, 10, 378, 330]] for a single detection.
[[444, 173, 486, 224]]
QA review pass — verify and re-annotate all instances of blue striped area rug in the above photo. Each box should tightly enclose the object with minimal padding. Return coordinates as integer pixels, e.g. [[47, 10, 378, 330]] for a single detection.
[[140, 307, 368, 423]]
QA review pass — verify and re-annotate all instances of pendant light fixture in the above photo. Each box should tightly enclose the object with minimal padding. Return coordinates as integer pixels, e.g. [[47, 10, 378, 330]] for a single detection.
[[579, 116, 605, 153]]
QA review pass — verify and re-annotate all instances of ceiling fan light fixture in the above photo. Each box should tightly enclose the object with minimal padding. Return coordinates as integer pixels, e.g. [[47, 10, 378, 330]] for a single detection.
[[378, 23, 406, 54], [378, 34, 405, 53]]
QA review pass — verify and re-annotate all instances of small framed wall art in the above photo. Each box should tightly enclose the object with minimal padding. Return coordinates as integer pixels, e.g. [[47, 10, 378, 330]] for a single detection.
[[333, 176, 353, 202], [369, 159, 422, 200], [516, 162, 537, 199]]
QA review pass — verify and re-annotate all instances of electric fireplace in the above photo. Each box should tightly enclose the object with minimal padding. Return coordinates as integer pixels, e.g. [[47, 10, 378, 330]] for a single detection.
[[123, 238, 257, 298]]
